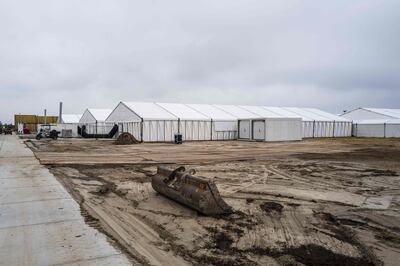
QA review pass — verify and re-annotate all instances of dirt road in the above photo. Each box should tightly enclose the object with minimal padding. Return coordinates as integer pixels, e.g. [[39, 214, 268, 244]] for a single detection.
[[27, 138, 400, 265]]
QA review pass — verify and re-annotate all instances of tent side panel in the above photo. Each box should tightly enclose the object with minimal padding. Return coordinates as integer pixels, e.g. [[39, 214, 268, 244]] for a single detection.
[[142, 120, 178, 142], [79, 110, 96, 123], [354, 124, 385, 137], [265, 118, 302, 141], [302, 121, 313, 138], [55, 123, 79, 137], [106, 103, 142, 122], [180, 120, 211, 141], [385, 124, 400, 137], [212, 121, 237, 140]]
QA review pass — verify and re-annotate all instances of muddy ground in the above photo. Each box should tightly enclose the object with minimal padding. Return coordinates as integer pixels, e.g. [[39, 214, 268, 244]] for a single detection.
[[26, 138, 400, 266]]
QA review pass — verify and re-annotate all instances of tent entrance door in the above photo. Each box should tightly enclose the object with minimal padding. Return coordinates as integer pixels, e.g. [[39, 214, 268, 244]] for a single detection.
[[239, 120, 250, 139], [252, 120, 265, 141]]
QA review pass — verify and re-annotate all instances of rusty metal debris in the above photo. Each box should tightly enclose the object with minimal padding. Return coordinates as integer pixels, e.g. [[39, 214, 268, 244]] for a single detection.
[[152, 166, 233, 215]]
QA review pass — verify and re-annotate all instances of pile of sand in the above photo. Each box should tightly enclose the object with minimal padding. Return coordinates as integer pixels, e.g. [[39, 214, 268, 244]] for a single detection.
[[114, 132, 139, 145]]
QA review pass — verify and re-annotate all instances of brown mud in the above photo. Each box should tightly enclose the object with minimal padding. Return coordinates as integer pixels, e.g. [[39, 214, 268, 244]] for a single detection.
[[28, 138, 400, 265]]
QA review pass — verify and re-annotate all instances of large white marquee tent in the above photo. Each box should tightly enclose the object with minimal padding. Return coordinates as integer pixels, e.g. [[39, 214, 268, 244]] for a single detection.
[[106, 102, 350, 142], [341, 108, 400, 137]]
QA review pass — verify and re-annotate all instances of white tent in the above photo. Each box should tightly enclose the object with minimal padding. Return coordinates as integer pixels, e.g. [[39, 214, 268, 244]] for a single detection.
[[57, 114, 82, 137], [79, 108, 113, 135], [80, 109, 112, 123], [60, 114, 82, 124], [341, 108, 400, 138], [106, 102, 351, 142]]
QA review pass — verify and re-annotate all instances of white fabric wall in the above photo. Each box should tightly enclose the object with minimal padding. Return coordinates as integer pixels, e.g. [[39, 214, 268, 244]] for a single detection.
[[353, 124, 385, 137], [300, 121, 352, 138], [107, 102, 142, 122], [179, 120, 211, 141], [83, 122, 116, 135], [386, 124, 400, 137], [302, 121, 314, 138], [353, 122, 400, 138], [79, 110, 96, 123], [142, 120, 179, 142], [238, 118, 302, 142], [119, 120, 237, 142], [265, 118, 302, 141], [117, 122, 141, 140], [56, 123, 79, 137], [211, 121, 237, 140]]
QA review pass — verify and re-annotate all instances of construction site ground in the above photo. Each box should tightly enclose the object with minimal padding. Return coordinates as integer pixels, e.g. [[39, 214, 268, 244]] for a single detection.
[[25, 138, 400, 266]]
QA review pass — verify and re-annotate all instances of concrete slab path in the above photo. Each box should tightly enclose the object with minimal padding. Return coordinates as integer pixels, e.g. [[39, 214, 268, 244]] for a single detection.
[[0, 135, 131, 265]]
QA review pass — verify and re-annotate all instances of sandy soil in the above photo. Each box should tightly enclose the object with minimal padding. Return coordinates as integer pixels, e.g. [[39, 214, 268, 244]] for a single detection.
[[26, 138, 400, 266]]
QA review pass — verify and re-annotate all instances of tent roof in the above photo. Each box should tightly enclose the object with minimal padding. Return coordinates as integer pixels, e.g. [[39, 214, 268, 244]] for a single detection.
[[123, 102, 178, 120], [282, 107, 341, 122], [354, 119, 400, 124], [363, 108, 400, 119], [156, 103, 210, 120], [87, 109, 112, 122], [186, 104, 237, 120], [61, 114, 82, 123], [262, 107, 307, 120], [214, 105, 261, 119], [303, 108, 350, 122], [240, 106, 286, 118], [112, 102, 348, 122]]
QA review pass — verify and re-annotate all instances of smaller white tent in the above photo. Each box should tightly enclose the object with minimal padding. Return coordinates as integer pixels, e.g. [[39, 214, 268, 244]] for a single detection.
[[80, 109, 112, 123], [79, 108, 113, 135], [58, 114, 82, 137], [342, 108, 400, 120], [342, 108, 400, 138], [60, 114, 82, 124]]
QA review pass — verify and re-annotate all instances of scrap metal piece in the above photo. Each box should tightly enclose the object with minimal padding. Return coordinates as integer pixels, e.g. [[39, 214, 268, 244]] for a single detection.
[[152, 166, 233, 216]]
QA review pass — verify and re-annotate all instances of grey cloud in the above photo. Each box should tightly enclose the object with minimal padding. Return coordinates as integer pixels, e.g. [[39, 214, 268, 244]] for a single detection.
[[0, 0, 399, 123]]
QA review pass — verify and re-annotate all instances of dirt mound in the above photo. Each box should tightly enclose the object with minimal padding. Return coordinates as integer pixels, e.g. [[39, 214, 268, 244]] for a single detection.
[[115, 132, 139, 145]]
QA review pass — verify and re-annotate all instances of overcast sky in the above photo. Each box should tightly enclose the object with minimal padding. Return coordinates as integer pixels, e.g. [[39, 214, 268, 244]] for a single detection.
[[1, 0, 399, 123]]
